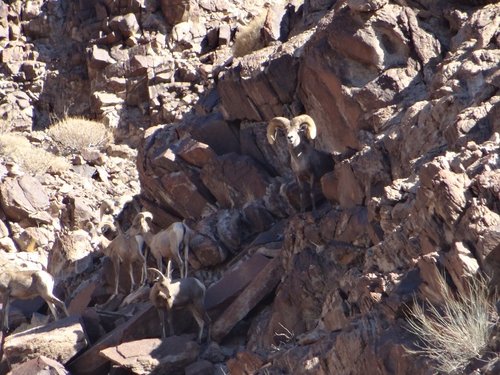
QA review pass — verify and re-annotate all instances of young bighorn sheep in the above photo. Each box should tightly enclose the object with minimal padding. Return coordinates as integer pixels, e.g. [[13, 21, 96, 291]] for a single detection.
[[0, 269, 68, 331], [267, 114, 334, 211], [148, 267, 209, 343], [102, 212, 149, 299], [138, 212, 192, 278]]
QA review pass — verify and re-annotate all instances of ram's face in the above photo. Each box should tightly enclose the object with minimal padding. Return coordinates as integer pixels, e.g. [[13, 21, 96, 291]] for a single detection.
[[286, 127, 301, 147]]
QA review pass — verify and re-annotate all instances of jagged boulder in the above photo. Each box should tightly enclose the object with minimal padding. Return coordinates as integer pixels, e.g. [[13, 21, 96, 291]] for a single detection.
[[7, 355, 68, 375], [0, 176, 51, 223], [3, 315, 88, 367], [47, 230, 95, 280], [200, 153, 271, 209], [100, 336, 199, 374]]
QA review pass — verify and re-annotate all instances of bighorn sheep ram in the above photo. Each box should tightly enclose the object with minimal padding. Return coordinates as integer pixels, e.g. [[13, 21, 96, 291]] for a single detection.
[[0, 269, 68, 331], [102, 211, 149, 299], [148, 267, 209, 343], [267, 114, 334, 212], [137, 212, 192, 278]]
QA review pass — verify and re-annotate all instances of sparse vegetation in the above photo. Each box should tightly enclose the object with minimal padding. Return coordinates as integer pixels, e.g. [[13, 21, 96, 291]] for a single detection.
[[0, 119, 10, 133], [0, 133, 69, 175], [405, 273, 496, 374], [232, 11, 267, 57], [271, 322, 295, 352], [47, 117, 111, 155]]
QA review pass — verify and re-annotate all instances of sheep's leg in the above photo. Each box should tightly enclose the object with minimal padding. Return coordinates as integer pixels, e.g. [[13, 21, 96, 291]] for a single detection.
[[309, 175, 316, 212], [279, 182, 296, 216], [46, 301, 59, 320], [102, 258, 120, 304], [184, 243, 189, 279], [166, 260, 173, 279], [298, 179, 306, 213], [141, 261, 147, 286], [158, 308, 167, 338], [134, 235, 147, 285], [112, 258, 121, 296], [45, 294, 68, 318], [157, 256, 164, 275], [1, 293, 10, 331], [127, 262, 136, 293], [143, 243, 151, 276], [177, 244, 185, 279], [166, 309, 174, 336], [188, 305, 205, 343]]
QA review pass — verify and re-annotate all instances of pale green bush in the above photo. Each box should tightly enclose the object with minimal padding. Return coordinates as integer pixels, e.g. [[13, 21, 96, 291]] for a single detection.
[[405, 273, 496, 374], [0, 133, 69, 174], [47, 117, 111, 155]]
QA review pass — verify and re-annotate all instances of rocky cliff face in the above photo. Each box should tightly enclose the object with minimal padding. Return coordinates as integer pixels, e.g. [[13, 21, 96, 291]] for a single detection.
[[0, 0, 499, 374], [138, 1, 500, 373]]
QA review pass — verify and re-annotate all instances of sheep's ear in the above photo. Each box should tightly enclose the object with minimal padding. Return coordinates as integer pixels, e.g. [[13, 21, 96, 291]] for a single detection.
[[299, 123, 309, 133]]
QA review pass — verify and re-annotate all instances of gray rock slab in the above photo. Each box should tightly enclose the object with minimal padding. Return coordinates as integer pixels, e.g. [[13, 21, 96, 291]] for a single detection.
[[100, 336, 199, 375]]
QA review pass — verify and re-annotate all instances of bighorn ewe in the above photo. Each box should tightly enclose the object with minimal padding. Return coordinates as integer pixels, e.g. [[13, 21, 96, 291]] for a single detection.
[[138, 212, 192, 278], [0, 269, 68, 331], [148, 267, 209, 343], [267, 114, 334, 211], [102, 212, 149, 299], [98, 199, 119, 238], [85, 221, 112, 251]]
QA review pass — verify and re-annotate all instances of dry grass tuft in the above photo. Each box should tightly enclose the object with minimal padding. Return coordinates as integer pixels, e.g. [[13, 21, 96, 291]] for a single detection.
[[47, 117, 111, 155], [0, 119, 10, 133], [0, 133, 70, 175], [405, 273, 496, 374], [232, 11, 267, 57]]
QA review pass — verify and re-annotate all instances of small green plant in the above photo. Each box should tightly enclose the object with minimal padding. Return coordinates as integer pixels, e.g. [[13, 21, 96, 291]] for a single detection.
[[232, 11, 267, 57], [47, 117, 111, 155], [0, 133, 69, 175], [405, 273, 496, 374]]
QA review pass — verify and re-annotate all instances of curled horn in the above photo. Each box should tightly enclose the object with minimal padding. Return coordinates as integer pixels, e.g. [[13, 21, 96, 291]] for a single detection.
[[148, 267, 166, 281], [267, 117, 291, 144], [292, 114, 317, 140], [132, 211, 153, 226]]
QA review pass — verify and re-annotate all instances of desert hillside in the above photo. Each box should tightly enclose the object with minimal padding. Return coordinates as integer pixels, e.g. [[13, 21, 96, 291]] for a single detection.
[[0, 0, 499, 374]]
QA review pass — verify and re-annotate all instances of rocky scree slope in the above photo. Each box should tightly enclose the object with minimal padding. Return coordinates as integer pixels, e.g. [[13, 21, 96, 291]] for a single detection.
[[138, 1, 500, 374]]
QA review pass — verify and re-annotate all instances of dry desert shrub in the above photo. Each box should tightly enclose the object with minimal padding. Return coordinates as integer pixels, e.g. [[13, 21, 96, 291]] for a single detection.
[[405, 273, 496, 374], [0, 119, 10, 133], [0, 133, 69, 174], [232, 11, 267, 57], [47, 117, 111, 155]]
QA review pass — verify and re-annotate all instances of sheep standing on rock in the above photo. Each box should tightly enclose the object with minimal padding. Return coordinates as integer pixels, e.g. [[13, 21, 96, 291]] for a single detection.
[[102, 211, 149, 300], [0, 269, 68, 331], [267, 114, 334, 212], [137, 212, 192, 278], [148, 267, 210, 343]]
